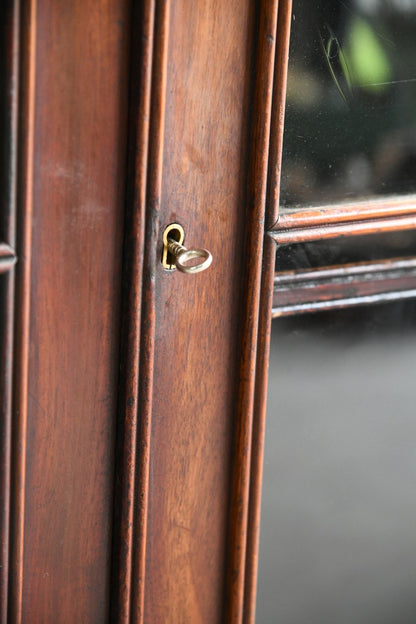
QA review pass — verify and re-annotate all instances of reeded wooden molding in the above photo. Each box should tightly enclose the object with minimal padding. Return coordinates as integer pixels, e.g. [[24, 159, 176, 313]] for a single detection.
[[130, 2, 170, 620], [265, 0, 293, 230], [242, 236, 276, 624], [273, 256, 416, 316], [242, 3, 292, 620], [112, 0, 170, 622], [225, 1, 279, 621], [277, 196, 416, 227], [10, 0, 36, 621], [112, 1, 155, 622], [131, 0, 170, 624], [269, 196, 416, 244]]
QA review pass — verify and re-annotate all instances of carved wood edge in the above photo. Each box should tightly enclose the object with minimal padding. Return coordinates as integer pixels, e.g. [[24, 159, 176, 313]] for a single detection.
[[242, 1, 293, 622], [269, 199, 416, 317], [269, 196, 416, 244], [8, 0, 36, 622], [242, 236, 276, 624], [265, 0, 293, 231], [111, 1, 169, 622], [273, 256, 416, 316], [224, 1, 280, 622]]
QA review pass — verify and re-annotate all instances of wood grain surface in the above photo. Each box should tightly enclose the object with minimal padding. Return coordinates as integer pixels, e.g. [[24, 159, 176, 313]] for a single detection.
[[111, 0, 155, 622], [7, 1, 283, 621], [266, 0, 293, 231], [241, 4, 293, 621], [271, 196, 416, 244], [11, 0, 416, 621], [146, 0, 257, 619], [225, 1, 278, 622], [11, 1, 131, 622], [112, 0, 280, 621], [9, 0, 35, 620]]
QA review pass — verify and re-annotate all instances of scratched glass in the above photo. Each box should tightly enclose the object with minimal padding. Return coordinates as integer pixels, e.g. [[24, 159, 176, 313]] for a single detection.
[[281, 0, 416, 208], [257, 302, 416, 624]]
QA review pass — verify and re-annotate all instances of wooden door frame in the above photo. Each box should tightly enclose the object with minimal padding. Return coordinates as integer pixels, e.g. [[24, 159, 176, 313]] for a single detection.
[[111, 0, 416, 621], [2, 0, 294, 621], [111, 1, 290, 622], [6, 0, 416, 622]]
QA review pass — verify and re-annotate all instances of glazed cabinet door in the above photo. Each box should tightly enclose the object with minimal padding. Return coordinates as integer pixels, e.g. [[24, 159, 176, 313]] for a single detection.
[[3, 0, 279, 623], [9, 1, 416, 622], [111, 1, 280, 622], [4, 0, 131, 622]]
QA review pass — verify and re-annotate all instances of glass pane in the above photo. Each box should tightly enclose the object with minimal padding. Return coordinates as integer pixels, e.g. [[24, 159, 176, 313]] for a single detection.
[[276, 230, 416, 271], [281, 0, 416, 208], [257, 303, 416, 623]]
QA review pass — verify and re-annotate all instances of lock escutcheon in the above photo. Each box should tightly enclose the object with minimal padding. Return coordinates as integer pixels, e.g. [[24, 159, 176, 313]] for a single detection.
[[162, 223, 212, 274]]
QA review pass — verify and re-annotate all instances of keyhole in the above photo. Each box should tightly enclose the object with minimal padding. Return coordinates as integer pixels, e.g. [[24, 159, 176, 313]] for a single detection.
[[162, 223, 185, 270]]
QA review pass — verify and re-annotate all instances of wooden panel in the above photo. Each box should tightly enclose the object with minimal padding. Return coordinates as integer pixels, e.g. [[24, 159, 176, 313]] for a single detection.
[[147, 1, 257, 620], [11, 1, 131, 622], [112, 1, 279, 622], [273, 257, 416, 316]]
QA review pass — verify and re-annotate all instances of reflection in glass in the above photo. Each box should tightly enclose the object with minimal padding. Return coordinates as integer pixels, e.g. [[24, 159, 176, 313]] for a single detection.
[[276, 230, 416, 271], [281, 0, 416, 207], [257, 303, 416, 623]]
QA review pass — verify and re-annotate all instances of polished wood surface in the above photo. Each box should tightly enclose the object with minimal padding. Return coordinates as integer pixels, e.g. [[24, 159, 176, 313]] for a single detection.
[[6, 0, 281, 620], [266, 0, 293, 231], [112, 0, 155, 621], [113, 0, 170, 621], [144, 1, 269, 620], [242, 4, 293, 621], [10, 0, 35, 620], [6, 1, 416, 622], [225, 2, 278, 621], [10, 1, 131, 622], [271, 196, 416, 244], [110, 0, 280, 621]]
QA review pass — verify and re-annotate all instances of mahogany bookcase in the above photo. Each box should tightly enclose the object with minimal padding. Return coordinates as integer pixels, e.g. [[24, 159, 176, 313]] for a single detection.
[[1, 0, 416, 622]]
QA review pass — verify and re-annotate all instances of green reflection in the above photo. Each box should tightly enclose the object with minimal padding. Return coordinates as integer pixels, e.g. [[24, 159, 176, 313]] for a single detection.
[[281, 0, 416, 207]]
